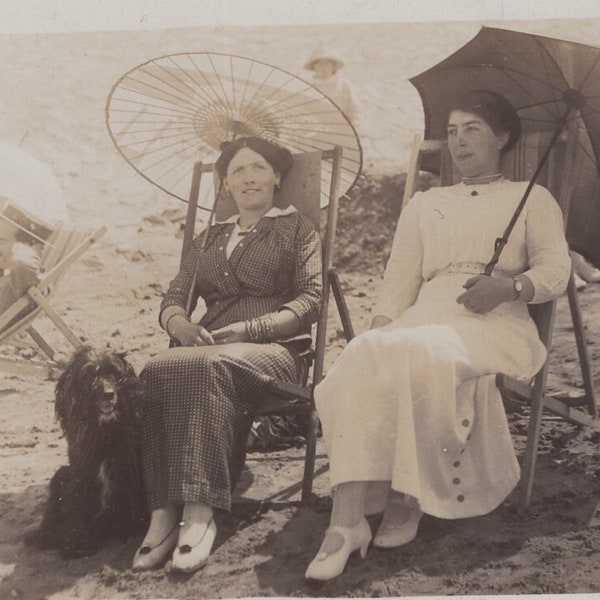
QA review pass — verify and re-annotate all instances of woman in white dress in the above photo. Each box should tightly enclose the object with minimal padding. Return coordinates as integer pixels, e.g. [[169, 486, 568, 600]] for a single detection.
[[305, 90, 572, 581]]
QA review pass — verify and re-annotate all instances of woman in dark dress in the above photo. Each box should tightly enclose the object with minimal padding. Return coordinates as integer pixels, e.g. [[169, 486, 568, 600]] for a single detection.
[[133, 137, 322, 573]]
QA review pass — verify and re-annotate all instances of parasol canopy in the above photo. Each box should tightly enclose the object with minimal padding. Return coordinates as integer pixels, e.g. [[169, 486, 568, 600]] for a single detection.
[[0, 140, 68, 228], [105, 52, 362, 212], [409, 26, 600, 268]]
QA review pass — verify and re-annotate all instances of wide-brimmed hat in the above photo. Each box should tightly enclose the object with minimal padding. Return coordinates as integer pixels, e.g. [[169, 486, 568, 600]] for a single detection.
[[303, 52, 345, 72]]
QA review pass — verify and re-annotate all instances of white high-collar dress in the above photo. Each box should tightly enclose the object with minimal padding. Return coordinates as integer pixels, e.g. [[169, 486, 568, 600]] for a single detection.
[[315, 179, 571, 518]]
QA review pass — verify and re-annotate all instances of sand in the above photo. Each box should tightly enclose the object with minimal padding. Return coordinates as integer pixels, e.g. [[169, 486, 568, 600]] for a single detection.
[[2, 18, 600, 600]]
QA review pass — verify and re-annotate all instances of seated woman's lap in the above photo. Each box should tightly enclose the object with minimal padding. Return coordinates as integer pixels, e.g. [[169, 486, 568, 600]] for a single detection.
[[139, 342, 304, 510]]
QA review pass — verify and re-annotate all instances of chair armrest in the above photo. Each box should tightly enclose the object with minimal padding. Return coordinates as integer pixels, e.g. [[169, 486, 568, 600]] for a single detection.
[[265, 378, 313, 401]]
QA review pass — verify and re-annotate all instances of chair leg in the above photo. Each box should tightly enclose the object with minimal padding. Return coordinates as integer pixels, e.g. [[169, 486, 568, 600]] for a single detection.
[[26, 287, 83, 349], [330, 270, 355, 342], [25, 326, 57, 360], [566, 274, 598, 416], [518, 372, 550, 512], [301, 408, 319, 505]]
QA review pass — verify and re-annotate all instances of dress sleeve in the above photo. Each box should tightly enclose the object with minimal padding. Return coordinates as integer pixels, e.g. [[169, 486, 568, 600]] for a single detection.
[[522, 185, 571, 304], [279, 217, 323, 328], [373, 193, 424, 320], [159, 234, 203, 327]]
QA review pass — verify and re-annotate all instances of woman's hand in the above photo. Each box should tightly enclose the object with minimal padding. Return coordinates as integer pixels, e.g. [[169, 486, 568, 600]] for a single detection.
[[211, 322, 249, 345], [456, 274, 516, 314], [168, 314, 215, 347]]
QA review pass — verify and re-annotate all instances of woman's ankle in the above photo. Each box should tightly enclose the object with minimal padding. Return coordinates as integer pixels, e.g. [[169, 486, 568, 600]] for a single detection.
[[144, 505, 178, 538], [178, 502, 214, 545], [181, 502, 213, 524]]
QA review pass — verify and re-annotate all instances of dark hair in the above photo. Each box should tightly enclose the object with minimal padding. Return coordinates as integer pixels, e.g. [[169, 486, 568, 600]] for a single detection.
[[214, 137, 294, 181], [448, 90, 521, 153]]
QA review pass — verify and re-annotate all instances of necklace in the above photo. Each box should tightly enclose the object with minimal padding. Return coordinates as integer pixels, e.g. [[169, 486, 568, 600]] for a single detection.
[[462, 173, 504, 185]]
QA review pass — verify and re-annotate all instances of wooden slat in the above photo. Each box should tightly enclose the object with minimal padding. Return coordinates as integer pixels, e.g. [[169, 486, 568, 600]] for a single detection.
[[0, 225, 106, 375], [496, 374, 594, 427]]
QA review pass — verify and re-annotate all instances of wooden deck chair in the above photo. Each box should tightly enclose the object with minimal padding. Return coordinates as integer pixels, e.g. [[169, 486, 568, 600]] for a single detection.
[[0, 224, 107, 378], [402, 129, 598, 511], [176, 147, 354, 505]]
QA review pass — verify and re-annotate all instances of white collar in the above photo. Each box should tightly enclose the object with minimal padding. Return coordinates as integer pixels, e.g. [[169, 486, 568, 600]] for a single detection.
[[216, 205, 297, 224]]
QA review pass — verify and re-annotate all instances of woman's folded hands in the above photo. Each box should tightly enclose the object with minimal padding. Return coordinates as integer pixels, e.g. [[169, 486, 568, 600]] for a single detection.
[[168, 314, 216, 346], [456, 274, 518, 314], [211, 322, 249, 345]]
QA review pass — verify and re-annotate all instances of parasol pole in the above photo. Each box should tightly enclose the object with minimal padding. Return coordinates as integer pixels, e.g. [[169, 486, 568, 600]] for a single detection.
[[483, 104, 574, 276], [183, 178, 225, 318]]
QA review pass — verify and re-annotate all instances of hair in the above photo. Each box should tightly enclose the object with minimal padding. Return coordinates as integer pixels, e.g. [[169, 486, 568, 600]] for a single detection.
[[214, 137, 294, 182], [447, 90, 522, 153]]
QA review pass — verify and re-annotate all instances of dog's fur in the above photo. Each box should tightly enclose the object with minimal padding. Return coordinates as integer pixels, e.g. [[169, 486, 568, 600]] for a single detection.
[[25, 346, 148, 558]]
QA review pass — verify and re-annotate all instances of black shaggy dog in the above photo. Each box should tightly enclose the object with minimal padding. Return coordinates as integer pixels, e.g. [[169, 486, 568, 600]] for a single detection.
[[25, 346, 148, 558]]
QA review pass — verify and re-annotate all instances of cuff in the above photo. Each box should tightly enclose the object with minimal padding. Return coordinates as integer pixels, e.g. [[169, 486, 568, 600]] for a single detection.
[[159, 305, 187, 330]]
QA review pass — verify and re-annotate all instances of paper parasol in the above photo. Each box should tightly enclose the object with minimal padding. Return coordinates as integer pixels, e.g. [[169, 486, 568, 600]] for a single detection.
[[105, 52, 362, 211]]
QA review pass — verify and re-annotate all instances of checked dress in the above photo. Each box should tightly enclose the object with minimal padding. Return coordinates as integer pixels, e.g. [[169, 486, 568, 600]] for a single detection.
[[141, 207, 322, 511]]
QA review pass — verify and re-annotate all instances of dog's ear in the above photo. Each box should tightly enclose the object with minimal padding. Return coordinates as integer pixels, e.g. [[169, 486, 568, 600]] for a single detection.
[[55, 362, 77, 431], [55, 346, 95, 430]]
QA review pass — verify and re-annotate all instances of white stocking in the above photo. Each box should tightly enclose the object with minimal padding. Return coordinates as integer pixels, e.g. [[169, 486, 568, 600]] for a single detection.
[[142, 505, 178, 546], [178, 502, 213, 547], [319, 481, 368, 554]]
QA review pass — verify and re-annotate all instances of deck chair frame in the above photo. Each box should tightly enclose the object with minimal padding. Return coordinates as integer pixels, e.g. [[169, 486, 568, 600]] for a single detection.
[[177, 146, 353, 505], [402, 130, 598, 511], [0, 225, 107, 378]]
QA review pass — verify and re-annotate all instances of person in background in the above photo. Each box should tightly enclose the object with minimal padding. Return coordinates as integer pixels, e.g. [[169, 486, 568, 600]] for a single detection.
[[571, 250, 600, 290], [303, 50, 357, 123], [0, 141, 68, 315], [0, 206, 44, 314]]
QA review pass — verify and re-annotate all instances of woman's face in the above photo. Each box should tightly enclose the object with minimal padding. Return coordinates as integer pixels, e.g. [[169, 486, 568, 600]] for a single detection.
[[224, 147, 280, 214], [447, 110, 509, 178]]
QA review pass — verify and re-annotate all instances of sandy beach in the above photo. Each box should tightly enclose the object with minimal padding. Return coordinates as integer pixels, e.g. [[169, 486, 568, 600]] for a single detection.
[[2, 18, 600, 599]]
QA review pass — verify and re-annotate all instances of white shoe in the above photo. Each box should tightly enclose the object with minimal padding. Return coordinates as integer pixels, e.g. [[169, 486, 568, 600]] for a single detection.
[[171, 517, 217, 573], [373, 506, 423, 548], [305, 517, 371, 581], [585, 268, 600, 283], [574, 273, 587, 291], [132, 523, 179, 571]]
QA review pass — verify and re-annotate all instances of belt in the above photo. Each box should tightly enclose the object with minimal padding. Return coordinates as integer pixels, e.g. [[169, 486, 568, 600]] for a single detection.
[[428, 262, 511, 280]]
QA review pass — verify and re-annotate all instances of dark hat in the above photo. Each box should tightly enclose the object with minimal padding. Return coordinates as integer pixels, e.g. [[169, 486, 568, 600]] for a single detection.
[[448, 90, 521, 152], [214, 137, 294, 181]]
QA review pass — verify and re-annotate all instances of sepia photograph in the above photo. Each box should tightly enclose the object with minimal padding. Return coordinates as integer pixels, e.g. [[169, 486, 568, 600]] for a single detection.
[[2, 1, 600, 598]]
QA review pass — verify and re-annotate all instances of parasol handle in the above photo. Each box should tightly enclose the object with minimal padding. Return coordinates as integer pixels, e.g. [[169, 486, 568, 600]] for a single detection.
[[483, 106, 573, 276], [184, 178, 225, 318], [170, 166, 225, 350]]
